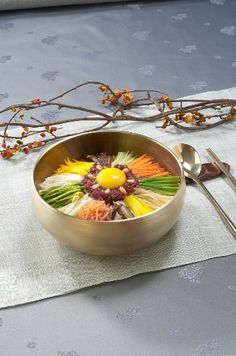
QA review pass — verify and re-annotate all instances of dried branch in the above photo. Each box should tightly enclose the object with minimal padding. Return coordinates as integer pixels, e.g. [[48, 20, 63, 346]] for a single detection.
[[0, 81, 235, 159]]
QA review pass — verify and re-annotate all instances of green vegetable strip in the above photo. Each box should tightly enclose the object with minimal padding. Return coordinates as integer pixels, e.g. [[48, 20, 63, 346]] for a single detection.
[[139, 176, 181, 183], [140, 184, 178, 192], [40, 183, 82, 195], [40, 184, 82, 197], [139, 186, 177, 196], [139, 176, 181, 196], [139, 179, 180, 184], [39, 183, 83, 208], [42, 188, 80, 200], [139, 184, 178, 190], [140, 181, 179, 185]]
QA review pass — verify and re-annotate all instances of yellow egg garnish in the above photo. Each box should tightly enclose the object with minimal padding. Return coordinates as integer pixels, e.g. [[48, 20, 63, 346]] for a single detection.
[[96, 168, 126, 189]]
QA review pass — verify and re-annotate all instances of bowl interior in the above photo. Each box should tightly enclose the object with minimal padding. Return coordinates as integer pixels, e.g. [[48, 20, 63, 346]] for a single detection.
[[34, 131, 182, 190]]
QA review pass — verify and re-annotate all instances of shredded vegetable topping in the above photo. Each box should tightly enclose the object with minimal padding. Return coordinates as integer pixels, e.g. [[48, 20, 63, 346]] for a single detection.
[[54, 158, 94, 176], [139, 176, 180, 196], [128, 154, 168, 178], [39, 183, 83, 208], [124, 194, 153, 217], [39, 151, 181, 220], [78, 200, 111, 221], [134, 188, 172, 208], [40, 173, 83, 190], [112, 151, 136, 167], [59, 194, 94, 216]]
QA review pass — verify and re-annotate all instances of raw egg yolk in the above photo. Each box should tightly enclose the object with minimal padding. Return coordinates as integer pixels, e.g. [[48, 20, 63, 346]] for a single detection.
[[96, 168, 126, 189]]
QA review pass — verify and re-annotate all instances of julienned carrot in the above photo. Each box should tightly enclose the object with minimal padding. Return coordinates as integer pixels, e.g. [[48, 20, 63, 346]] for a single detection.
[[77, 200, 111, 221], [148, 172, 169, 177], [128, 154, 168, 178]]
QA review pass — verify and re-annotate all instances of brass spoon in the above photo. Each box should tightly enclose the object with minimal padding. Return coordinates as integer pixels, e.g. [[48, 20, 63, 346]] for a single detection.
[[172, 143, 236, 239]]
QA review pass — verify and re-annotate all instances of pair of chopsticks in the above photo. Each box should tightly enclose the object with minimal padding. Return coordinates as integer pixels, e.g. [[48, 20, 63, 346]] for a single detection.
[[207, 148, 236, 193]]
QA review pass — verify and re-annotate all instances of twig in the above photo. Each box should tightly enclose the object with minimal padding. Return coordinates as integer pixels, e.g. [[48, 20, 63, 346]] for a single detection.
[[0, 80, 235, 159]]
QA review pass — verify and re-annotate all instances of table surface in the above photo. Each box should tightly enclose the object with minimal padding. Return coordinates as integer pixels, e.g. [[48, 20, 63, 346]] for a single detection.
[[1, 1, 236, 355]]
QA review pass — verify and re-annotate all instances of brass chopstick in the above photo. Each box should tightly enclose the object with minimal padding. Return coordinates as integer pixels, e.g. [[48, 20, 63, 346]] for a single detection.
[[207, 148, 236, 193]]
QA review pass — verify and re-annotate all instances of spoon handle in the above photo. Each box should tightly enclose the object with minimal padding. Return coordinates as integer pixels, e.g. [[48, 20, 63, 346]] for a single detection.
[[190, 175, 236, 239]]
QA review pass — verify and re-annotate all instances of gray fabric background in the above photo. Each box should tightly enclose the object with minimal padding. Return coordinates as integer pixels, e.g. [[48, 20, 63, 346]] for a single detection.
[[0, 0, 133, 11], [0, 1, 236, 355]]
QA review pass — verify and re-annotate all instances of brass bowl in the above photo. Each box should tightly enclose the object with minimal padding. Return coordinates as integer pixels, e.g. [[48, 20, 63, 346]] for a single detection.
[[32, 131, 186, 256]]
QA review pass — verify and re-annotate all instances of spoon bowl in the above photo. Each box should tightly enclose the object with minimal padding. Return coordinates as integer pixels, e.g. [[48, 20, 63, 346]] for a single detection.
[[172, 143, 202, 178]]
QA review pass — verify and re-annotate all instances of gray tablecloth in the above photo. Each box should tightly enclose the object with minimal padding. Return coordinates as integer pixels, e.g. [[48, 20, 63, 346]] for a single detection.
[[0, 0, 132, 11], [1, 1, 236, 355]]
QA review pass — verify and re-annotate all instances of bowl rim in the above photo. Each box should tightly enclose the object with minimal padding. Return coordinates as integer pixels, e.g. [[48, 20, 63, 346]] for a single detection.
[[32, 130, 185, 224]]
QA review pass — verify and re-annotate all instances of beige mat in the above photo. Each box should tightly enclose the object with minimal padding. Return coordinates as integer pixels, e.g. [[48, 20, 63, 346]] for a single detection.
[[0, 87, 236, 309]]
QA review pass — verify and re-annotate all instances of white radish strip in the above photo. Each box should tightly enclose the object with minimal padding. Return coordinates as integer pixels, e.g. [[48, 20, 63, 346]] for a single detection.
[[59, 195, 94, 216], [40, 173, 83, 190], [134, 188, 172, 208]]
